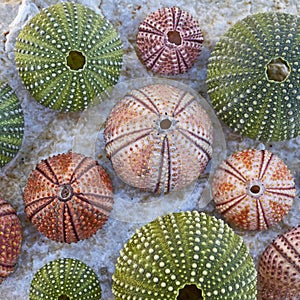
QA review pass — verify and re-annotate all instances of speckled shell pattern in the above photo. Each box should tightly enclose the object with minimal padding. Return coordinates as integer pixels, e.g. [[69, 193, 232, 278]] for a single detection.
[[207, 12, 300, 141], [0, 197, 22, 283], [112, 211, 257, 300], [212, 149, 295, 231], [136, 7, 203, 75], [23, 152, 113, 243], [0, 82, 24, 167], [104, 84, 213, 194], [15, 2, 123, 112], [258, 225, 300, 300], [30, 258, 101, 300]]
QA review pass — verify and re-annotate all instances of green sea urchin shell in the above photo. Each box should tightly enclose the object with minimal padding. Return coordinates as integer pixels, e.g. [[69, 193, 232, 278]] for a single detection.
[[112, 211, 257, 300], [207, 12, 300, 142], [15, 2, 123, 112], [29, 258, 101, 300], [0, 82, 24, 167]]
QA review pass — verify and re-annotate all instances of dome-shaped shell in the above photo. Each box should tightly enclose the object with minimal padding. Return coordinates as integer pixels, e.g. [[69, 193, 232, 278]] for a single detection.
[[104, 83, 213, 194], [212, 149, 295, 230], [23, 152, 113, 243], [0, 197, 22, 283], [112, 211, 257, 299], [29, 258, 101, 300], [258, 225, 300, 299], [207, 12, 300, 141], [15, 2, 123, 112]]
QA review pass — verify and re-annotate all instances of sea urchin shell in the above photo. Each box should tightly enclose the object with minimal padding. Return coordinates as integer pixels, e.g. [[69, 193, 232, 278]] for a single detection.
[[136, 7, 203, 75], [112, 211, 257, 299], [30, 258, 101, 300], [212, 149, 295, 230], [104, 83, 213, 194], [0, 197, 22, 283], [207, 12, 300, 141], [15, 2, 123, 111], [23, 152, 113, 243]]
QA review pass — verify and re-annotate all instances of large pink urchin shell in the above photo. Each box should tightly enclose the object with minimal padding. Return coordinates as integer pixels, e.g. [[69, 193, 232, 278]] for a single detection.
[[258, 225, 300, 299], [104, 83, 213, 194], [212, 149, 295, 230], [23, 152, 113, 243], [136, 6, 203, 75], [0, 197, 22, 283]]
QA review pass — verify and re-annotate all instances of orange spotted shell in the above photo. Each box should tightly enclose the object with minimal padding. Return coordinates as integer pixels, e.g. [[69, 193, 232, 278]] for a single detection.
[[212, 149, 295, 230], [23, 152, 113, 243]]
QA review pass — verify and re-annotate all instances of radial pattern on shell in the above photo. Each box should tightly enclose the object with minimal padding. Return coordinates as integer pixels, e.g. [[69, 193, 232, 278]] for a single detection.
[[136, 6, 203, 75], [104, 83, 213, 194], [23, 152, 114, 243], [212, 149, 295, 230], [0, 82, 24, 167], [30, 258, 101, 300], [113, 211, 257, 300], [15, 2, 123, 112], [207, 12, 300, 141]]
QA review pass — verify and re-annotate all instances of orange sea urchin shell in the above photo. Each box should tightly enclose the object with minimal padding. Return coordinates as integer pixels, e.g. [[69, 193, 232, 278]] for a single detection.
[[104, 83, 213, 194], [212, 149, 295, 230], [258, 225, 300, 299], [0, 197, 22, 283], [23, 152, 113, 243], [136, 7, 203, 75]]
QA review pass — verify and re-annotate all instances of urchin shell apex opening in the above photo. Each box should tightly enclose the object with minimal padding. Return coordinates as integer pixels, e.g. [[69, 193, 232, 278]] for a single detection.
[[29, 258, 101, 300], [104, 83, 213, 194], [112, 211, 257, 300], [212, 149, 295, 231], [15, 2, 123, 112], [136, 6, 203, 75], [207, 12, 300, 141], [23, 152, 114, 243]]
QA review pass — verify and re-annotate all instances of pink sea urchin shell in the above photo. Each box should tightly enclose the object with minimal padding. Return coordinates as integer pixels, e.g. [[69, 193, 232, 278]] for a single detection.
[[23, 152, 113, 243], [104, 83, 213, 194], [258, 225, 300, 299], [212, 149, 295, 230], [136, 6, 203, 75]]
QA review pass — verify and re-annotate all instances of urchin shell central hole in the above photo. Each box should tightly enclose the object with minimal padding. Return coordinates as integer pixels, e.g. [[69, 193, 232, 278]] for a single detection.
[[160, 118, 172, 130], [67, 50, 86, 70], [177, 284, 203, 300], [167, 30, 182, 45], [58, 295, 70, 300], [266, 57, 290, 82], [58, 184, 73, 202], [250, 185, 261, 194]]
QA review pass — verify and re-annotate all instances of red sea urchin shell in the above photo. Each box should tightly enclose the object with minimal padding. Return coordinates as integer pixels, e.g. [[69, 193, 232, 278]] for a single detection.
[[136, 7, 203, 75], [212, 149, 295, 230], [0, 197, 22, 283], [23, 152, 113, 243], [258, 225, 300, 299], [104, 83, 213, 194]]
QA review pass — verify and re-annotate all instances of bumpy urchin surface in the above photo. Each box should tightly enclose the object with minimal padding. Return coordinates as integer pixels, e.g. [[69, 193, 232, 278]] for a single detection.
[[0, 81, 24, 167], [258, 225, 300, 300], [23, 152, 114, 243], [29, 258, 101, 300], [112, 211, 257, 300], [207, 12, 300, 142], [15, 2, 123, 112], [212, 149, 295, 231], [136, 6, 203, 75], [0, 196, 22, 283], [104, 83, 213, 194]]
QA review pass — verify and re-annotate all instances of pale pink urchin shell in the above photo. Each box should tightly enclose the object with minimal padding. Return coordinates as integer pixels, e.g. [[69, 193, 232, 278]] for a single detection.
[[136, 6, 203, 75], [258, 225, 300, 299], [104, 83, 213, 194], [212, 149, 295, 230]]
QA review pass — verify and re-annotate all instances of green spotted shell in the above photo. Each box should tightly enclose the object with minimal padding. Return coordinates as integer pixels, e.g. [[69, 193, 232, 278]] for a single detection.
[[207, 12, 300, 142], [112, 211, 257, 300], [29, 258, 101, 300], [15, 2, 123, 112], [0, 82, 24, 167]]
